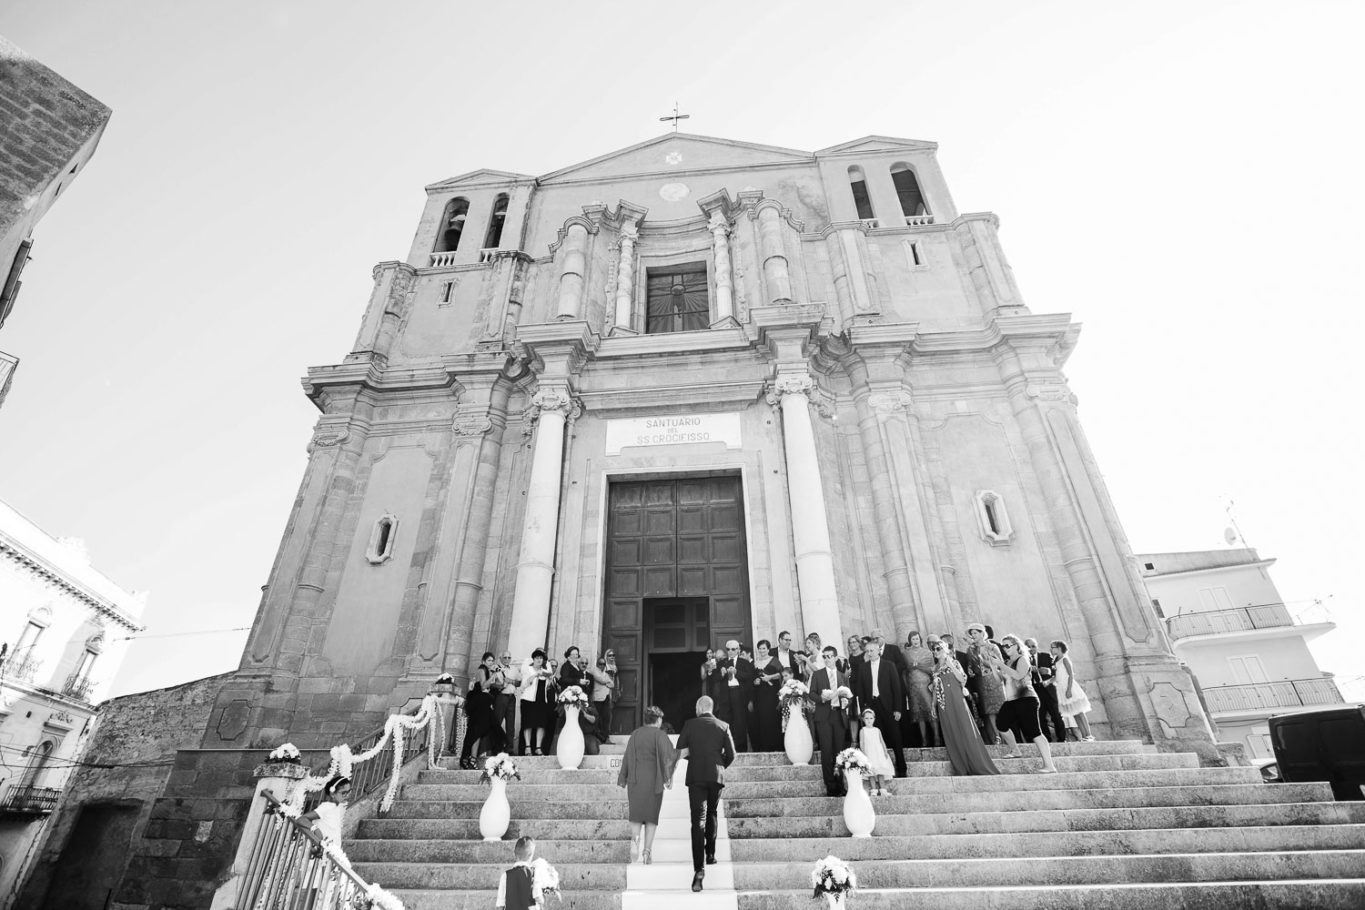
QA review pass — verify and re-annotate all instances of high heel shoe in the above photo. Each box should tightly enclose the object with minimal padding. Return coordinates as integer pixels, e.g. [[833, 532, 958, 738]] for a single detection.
[[642, 850, 652, 865]]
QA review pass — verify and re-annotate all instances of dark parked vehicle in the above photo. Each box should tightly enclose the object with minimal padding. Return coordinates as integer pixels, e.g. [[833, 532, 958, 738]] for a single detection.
[[1268, 704, 1365, 800]]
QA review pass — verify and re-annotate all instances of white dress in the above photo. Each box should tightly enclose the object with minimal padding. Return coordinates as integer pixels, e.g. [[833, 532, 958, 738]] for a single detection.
[[1053, 657, 1093, 715], [859, 727, 896, 779]]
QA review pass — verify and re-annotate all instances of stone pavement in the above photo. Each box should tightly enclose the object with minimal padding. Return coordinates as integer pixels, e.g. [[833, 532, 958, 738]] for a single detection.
[[347, 738, 1365, 909]]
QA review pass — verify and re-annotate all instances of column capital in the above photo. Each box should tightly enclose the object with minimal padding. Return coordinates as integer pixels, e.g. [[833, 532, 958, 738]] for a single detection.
[[765, 372, 814, 405], [529, 385, 579, 419], [708, 210, 730, 235], [866, 389, 913, 418]]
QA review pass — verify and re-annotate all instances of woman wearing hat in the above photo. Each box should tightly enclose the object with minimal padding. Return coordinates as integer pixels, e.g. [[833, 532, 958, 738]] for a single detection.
[[966, 623, 1005, 745]]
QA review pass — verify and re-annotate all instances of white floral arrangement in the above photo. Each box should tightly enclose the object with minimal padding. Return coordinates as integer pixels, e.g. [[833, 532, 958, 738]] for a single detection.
[[531, 857, 561, 902], [811, 854, 857, 897], [779, 678, 810, 706], [479, 752, 521, 784], [557, 685, 589, 709], [834, 685, 853, 710], [267, 743, 302, 765], [434, 672, 456, 685], [365, 882, 406, 910], [833, 747, 871, 776]]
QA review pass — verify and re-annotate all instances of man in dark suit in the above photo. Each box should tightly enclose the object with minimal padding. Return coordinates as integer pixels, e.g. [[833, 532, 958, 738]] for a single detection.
[[855, 639, 908, 777], [1027, 637, 1066, 742], [809, 645, 851, 796], [706, 639, 755, 751], [676, 695, 737, 892]]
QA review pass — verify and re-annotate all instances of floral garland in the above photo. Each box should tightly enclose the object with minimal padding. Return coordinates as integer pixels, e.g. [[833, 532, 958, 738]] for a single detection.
[[811, 854, 857, 897], [557, 685, 589, 709], [365, 882, 405, 910], [833, 747, 871, 776], [480, 752, 521, 784]]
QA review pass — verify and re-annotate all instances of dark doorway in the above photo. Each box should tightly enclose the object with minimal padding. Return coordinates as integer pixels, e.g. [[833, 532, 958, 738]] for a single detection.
[[603, 476, 752, 734], [650, 651, 706, 733]]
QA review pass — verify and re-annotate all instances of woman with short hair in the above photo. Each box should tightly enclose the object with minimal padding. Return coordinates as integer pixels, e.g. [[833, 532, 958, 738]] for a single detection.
[[518, 649, 555, 755], [617, 705, 678, 864]]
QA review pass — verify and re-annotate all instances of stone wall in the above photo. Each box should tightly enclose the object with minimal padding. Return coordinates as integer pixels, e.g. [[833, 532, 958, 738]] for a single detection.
[[14, 673, 230, 910]]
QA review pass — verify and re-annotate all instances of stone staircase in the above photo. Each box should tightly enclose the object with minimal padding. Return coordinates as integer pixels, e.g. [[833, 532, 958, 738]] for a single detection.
[[347, 738, 1365, 909]]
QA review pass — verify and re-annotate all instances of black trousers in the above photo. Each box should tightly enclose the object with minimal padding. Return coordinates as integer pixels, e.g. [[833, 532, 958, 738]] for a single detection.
[[867, 697, 908, 776], [815, 713, 847, 795], [1037, 684, 1066, 742], [688, 783, 723, 871], [719, 687, 749, 751]]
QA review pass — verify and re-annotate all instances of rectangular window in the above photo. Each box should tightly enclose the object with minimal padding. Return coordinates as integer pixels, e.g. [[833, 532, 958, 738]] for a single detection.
[[645, 263, 709, 334], [15, 621, 43, 653], [903, 239, 925, 269], [1198, 586, 1236, 612], [440, 281, 454, 304], [1228, 654, 1268, 684]]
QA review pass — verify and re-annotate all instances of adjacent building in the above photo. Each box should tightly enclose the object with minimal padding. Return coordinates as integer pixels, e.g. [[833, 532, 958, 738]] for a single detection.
[[1139, 548, 1344, 760], [0, 34, 112, 408], [0, 500, 143, 905]]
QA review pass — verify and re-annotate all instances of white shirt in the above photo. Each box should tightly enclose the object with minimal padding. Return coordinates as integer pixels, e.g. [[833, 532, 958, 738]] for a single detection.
[[869, 658, 881, 698]]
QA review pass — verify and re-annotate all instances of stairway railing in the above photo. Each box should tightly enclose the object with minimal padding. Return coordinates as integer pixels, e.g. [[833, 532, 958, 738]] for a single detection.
[[238, 789, 374, 910]]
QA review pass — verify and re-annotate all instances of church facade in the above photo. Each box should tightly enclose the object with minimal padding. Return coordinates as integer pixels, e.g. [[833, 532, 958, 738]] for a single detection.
[[212, 132, 1216, 758]]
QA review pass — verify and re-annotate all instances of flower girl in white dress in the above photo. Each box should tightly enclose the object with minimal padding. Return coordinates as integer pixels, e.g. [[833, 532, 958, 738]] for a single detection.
[[858, 708, 895, 795]]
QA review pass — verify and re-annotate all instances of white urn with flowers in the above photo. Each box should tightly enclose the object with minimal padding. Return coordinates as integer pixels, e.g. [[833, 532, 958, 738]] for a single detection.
[[812, 854, 858, 910], [556, 686, 588, 770], [478, 753, 520, 841], [834, 747, 876, 837], [779, 679, 814, 765]]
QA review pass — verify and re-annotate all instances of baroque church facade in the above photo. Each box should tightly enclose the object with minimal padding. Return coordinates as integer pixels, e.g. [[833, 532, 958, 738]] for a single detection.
[[212, 132, 1217, 758]]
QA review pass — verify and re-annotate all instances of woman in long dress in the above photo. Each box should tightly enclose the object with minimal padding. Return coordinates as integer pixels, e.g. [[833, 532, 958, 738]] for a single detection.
[[751, 639, 783, 752], [966, 624, 1005, 745], [1050, 639, 1096, 741], [931, 640, 999, 776], [617, 706, 678, 864], [460, 652, 498, 768], [903, 631, 936, 747]]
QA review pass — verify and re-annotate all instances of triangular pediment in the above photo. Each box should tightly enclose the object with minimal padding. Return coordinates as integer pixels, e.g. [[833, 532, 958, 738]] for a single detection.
[[425, 168, 535, 192], [538, 133, 814, 184], [815, 135, 938, 156]]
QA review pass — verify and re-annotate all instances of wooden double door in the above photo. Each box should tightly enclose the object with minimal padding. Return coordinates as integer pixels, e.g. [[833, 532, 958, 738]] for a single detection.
[[602, 476, 752, 733]]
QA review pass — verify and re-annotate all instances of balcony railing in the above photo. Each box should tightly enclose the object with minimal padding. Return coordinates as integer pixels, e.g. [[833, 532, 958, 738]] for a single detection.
[[0, 785, 61, 815], [61, 673, 97, 702], [1165, 603, 1296, 640], [5, 651, 41, 684], [478, 247, 498, 263], [428, 250, 458, 267], [903, 214, 935, 226], [1203, 677, 1345, 714]]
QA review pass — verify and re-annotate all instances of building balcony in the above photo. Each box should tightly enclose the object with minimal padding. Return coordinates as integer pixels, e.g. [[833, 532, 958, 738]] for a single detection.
[[61, 673, 97, 702], [0, 350, 17, 409], [1203, 677, 1345, 716], [1166, 603, 1296, 639], [5, 651, 41, 684], [0, 785, 61, 816]]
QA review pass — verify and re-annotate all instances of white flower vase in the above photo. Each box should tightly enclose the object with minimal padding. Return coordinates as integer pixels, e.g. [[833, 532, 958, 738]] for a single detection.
[[557, 705, 585, 770], [479, 777, 510, 841], [784, 712, 813, 765], [842, 768, 876, 837], [825, 892, 847, 910]]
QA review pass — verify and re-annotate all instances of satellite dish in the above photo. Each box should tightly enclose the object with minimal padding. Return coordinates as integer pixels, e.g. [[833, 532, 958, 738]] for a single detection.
[[1223, 527, 1239, 545]]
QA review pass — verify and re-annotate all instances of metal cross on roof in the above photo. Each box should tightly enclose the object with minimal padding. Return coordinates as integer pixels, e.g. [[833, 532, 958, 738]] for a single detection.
[[659, 102, 690, 132]]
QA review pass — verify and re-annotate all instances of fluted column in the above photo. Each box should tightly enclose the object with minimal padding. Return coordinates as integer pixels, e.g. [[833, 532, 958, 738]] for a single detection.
[[507, 386, 576, 658], [709, 211, 735, 323], [756, 203, 793, 305], [611, 221, 639, 332], [769, 373, 843, 647], [555, 223, 591, 320]]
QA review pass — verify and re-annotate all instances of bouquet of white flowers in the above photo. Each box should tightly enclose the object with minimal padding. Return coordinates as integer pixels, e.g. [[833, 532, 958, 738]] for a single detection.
[[479, 752, 521, 784], [779, 678, 810, 708], [531, 857, 561, 902], [834, 685, 853, 710], [267, 743, 301, 765], [557, 685, 589, 708], [811, 854, 857, 898], [833, 747, 871, 776]]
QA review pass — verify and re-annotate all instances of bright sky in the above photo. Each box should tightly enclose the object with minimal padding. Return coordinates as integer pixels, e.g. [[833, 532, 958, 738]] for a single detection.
[[1, 1, 1361, 700]]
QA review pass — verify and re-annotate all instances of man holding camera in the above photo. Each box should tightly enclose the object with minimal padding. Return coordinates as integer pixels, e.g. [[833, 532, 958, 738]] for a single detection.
[[706, 639, 754, 752]]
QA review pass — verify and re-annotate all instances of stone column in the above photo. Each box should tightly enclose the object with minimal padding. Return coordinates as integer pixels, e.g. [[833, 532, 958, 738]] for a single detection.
[[755, 203, 793, 305], [611, 221, 639, 333], [709, 211, 735, 324], [769, 373, 843, 648], [507, 386, 576, 658], [555, 223, 591, 320]]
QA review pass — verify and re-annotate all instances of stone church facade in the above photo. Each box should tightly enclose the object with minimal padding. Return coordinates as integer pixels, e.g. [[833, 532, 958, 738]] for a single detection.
[[208, 131, 1215, 757]]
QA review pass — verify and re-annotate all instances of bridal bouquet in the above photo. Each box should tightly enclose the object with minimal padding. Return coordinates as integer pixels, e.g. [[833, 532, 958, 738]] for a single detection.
[[557, 685, 589, 709], [811, 854, 857, 898], [833, 747, 871, 776], [531, 857, 561, 902], [479, 752, 521, 784]]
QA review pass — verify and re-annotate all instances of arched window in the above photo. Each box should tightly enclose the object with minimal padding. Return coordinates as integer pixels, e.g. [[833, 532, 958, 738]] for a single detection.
[[433, 197, 470, 253], [19, 741, 54, 790], [483, 193, 509, 250], [367, 513, 399, 565], [848, 166, 875, 221], [974, 490, 1014, 546], [890, 163, 930, 221]]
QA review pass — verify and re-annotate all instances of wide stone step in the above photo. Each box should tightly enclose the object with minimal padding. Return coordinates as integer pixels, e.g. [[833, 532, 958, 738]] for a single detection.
[[767, 765, 1267, 793], [349, 861, 625, 891], [386, 796, 626, 820], [901, 739, 1157, 758], [727, 801, 1365, 839], [731, 851, 1365, 889], [402, 782, 629, 802], [726, 782, 1335, 813], [357, 817, 633, 840], [346, 838, 629, 864], [731, 752, 1198, 780], [727, 824, 1365, 861], [418, 768, 619, 786], [386, 891, 619, 910], [734, 880, 1365, 910]]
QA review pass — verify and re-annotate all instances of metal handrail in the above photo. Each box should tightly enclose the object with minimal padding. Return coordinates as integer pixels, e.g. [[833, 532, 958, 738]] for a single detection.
[[347, 703, 435, 802], [240, 789, 374, 909], [0, 785, 61, 814], [1165, 603, 1295, 639], [1202, 677, 1344, 713]]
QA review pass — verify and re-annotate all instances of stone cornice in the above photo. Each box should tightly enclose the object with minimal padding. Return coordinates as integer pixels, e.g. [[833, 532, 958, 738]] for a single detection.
[[577, 379, 766, 416], [0, 540, 143, 632], [597, 324, 750, 358], [302, 361, 463, 408]]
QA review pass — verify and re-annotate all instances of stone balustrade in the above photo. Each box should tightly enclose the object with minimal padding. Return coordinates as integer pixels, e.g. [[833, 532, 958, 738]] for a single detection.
[[429, 250, 458, 267], [903, 214, 936, 226], [1203, 677, 1344, 714]]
